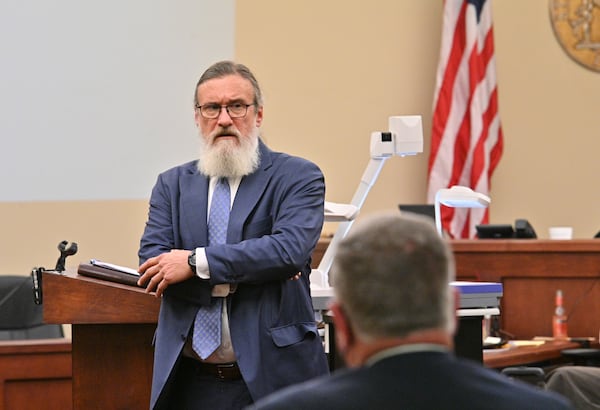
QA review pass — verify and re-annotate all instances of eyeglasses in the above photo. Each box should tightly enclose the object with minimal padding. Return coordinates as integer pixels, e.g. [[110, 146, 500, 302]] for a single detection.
[[195, 102, 255, 119]]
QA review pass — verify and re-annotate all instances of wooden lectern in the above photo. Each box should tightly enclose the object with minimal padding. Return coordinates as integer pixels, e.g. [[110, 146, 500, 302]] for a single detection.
[[43, 270, 160, 409]]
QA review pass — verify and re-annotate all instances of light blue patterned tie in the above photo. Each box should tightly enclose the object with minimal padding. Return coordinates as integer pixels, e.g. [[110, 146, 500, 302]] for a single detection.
[[192, 177, 230, 359]]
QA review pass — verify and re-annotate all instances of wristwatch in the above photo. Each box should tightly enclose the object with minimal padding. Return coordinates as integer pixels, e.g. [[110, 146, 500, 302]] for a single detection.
[[188, 249, 196, 270]]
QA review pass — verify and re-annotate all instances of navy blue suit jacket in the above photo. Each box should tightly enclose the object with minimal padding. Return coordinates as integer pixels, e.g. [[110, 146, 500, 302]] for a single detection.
[[249, 351, 573, 410], [139, 140, 329, 409]]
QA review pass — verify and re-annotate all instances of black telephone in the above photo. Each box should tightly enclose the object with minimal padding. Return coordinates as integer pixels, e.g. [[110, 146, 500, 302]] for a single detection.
[[514, 219, 537, 239], [476, 219, 537, 239]]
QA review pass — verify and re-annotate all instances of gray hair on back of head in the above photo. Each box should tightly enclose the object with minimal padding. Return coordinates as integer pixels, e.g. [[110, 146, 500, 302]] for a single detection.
[[331, 212, 456, 341]]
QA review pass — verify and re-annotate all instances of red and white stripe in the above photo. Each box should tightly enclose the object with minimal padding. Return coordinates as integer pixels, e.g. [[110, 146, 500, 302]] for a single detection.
[[427, 0, 503, 238]]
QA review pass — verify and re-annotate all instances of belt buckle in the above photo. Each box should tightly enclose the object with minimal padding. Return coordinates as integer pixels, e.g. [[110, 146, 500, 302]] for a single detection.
[[216, 363, 234, 380]]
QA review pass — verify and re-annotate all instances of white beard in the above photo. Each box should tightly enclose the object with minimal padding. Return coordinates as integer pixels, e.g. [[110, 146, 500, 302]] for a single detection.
[[197, 126, 260, 178]]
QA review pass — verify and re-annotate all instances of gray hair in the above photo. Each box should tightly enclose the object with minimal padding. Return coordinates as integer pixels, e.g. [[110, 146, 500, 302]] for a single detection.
[[331, 212, 455, 341], [194, 60, 263, 107]]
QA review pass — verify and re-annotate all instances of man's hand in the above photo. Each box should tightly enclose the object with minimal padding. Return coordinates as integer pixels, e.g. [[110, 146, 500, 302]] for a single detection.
[[138, 250, 194, 297]]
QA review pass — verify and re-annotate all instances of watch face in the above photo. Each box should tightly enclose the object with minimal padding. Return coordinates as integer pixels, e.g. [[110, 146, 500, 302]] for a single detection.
[[188, 251, 196, 267]]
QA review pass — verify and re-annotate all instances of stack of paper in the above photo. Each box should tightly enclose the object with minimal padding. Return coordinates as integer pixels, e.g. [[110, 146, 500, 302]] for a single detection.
[[324, 201, 359, 222]]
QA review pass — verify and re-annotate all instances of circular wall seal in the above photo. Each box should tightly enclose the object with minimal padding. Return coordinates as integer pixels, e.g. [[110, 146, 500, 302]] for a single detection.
[[549, 0, 600, 72]]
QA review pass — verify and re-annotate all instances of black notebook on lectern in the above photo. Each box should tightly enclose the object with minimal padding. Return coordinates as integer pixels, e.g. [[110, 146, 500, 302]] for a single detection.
[[77, 260, 144, 288]]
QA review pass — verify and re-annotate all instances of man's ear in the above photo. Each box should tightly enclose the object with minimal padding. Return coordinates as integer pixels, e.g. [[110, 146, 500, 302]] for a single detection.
[[331, 302, 354, 355], [255, 105, 264, 127], [452, 286, 460, 335], [453, 286, 460, 310], [194, 107, 201, 128]]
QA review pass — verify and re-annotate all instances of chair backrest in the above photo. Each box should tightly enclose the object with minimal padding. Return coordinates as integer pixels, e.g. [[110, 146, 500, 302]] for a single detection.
[[0, 275, 63, 340], [561, 348, 600, 367], [501, 366, 546, 388]]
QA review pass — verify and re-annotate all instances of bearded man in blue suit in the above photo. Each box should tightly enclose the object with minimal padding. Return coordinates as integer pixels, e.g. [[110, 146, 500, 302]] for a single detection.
[[138, 61, 328, 410]]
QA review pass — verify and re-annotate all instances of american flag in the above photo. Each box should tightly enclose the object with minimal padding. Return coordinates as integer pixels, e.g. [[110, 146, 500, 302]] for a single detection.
[[427, 0, 503, 239]]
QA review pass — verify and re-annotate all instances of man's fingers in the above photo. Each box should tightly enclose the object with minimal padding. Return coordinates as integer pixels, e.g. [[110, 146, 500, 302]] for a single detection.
[[155, 280, 168, 298], [141, 267, 163, 294], [138, 255, 159, 274]]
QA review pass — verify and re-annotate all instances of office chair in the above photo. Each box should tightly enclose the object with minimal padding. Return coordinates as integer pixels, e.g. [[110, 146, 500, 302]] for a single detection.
[[501, 366, 546, 388], [560, 348, 600, 367], [0, 275, 63, 340]]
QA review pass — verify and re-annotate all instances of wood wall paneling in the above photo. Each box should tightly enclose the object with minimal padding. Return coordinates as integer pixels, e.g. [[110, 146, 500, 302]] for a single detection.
[[0, 339, 72, 410]]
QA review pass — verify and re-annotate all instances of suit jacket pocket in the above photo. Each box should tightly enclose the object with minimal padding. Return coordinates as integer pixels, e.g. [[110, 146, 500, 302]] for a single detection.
[[270, 322, 318, 347]]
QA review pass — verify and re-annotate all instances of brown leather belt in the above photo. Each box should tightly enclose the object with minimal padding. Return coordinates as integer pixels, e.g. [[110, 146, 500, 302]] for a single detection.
[[191, 360, 242, 380]]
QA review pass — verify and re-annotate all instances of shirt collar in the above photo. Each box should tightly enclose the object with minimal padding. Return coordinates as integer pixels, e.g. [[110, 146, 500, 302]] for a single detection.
[[366, 343, 450, 367]]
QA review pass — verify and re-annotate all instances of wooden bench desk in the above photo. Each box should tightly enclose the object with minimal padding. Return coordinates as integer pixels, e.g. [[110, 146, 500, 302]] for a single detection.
[[484, 340, 581, 369]]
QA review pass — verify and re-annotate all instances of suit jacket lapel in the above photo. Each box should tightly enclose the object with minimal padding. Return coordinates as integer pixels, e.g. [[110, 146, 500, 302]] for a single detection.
[[229, 140, 273, 243], [180, 163, 209, 247]]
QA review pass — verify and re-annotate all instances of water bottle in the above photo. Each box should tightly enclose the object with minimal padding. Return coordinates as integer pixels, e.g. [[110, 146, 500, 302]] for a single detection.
[[552, 289, 568, 340]]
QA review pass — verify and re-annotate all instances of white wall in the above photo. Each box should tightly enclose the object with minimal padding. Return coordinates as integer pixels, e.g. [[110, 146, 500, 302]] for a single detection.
[[0, 0, 234, 201]]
